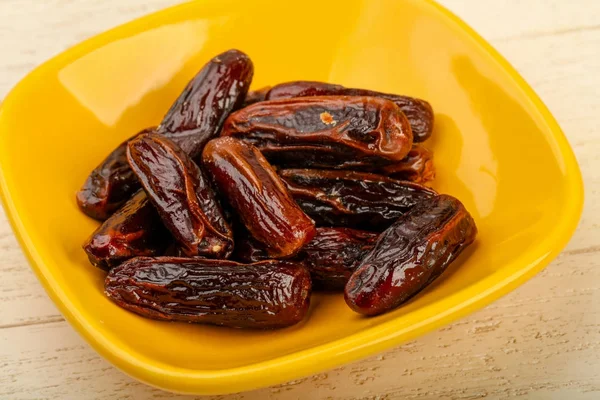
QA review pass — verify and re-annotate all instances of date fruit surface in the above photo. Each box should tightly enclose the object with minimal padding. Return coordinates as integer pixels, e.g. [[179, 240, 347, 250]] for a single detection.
[[378, 145, 435, 183], [159, 49, 254, 158], [235, 227, 378, 290], [222, 96, 413, 169], [345, 194, 477, 316], [82, 191, 169, 270], [127, 133, 233, 258], [203, 137, 316, 257], [266, 81, 434, 142], [76, 127, 155, 221], [242, 86, 271, 107], [105, 257, 311, 329], [279, 169, 436, 231]]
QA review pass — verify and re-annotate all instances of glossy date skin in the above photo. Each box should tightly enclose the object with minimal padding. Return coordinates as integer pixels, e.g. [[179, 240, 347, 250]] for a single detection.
[[266, 81, 434, 142], [345, 194, 477, 316], [221, 96, 413, 169], [278, 169, 437, 231], [235, 227, 378, 290], [76, 127, 155, 221], [76, 50, 253, 221], [105, 257, 312, 329], [202, 137, 316, 258], [159, 49, 254, 158], [82, 191, 169, 270], [378, 145, 435, 183], [127, 133, 233, 258]]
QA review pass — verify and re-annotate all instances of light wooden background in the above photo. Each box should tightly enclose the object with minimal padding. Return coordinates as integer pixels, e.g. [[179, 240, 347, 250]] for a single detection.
[[0, 1, 598, 399]]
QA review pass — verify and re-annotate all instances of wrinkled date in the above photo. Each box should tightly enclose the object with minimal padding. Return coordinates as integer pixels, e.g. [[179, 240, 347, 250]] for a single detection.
[[266, 81, 434, 142], [159, 49, 254, 158], [76, 127, 155, 221], [203, 137, 316, 258], [242, 86, 271, 107], [105, 257, 312, 329], [83, 191, 170, 270], [221, 96, 413, 169], [76, 49, 253, 221], [235, 227, 378, 290], [345, 194, 477, 316], [278, 169, 436, 231], [378, 145, 435, 183], [127, 133, 233, 258]]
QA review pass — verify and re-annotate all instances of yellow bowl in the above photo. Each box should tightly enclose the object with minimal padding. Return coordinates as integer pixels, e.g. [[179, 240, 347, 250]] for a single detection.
[[0, 0, 583, 394]]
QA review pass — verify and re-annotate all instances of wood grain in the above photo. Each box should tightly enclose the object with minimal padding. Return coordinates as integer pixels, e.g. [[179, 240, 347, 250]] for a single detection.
[[0, 0, 598, 399]]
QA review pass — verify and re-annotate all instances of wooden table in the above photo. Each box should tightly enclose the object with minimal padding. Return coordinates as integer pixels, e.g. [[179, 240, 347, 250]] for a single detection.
[[1, 1, 598, 398]]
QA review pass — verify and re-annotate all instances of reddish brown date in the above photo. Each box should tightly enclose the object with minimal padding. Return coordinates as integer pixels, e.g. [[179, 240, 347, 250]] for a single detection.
[[278, 169, 436, 231], [221, 96, 413, 169], [76, 50, 253, 221], [127, 133, 233, 258], [266, 81, 434, 142], [235, 227, 378, 290], [159, 49, 254, 158], [202, 137, 316, 258], [345, 194, 477, 316], [76, 127, 155, 221], [82, 191, 169, 270], [241, 86, 271, 107], [378, 145, 435, 183], [105, 257, 312, 329]]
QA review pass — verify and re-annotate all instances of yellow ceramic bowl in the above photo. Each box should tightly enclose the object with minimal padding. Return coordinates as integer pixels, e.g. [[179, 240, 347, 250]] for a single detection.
[[0, 0, 583, 395]]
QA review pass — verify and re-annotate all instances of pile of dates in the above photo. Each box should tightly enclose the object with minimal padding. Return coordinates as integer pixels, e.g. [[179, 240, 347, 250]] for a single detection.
[[78, 49, 477, 329]]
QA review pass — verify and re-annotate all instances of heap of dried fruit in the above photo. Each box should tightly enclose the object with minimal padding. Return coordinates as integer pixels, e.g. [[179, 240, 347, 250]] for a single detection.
[[78, 49, 477, 329]]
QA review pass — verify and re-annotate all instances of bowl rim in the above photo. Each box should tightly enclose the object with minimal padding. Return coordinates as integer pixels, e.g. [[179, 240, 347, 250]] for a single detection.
[[0, 0, 584, 395]]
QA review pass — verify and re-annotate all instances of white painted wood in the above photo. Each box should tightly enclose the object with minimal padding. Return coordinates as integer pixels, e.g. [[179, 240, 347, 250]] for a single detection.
[[0, 0, 598, 398]]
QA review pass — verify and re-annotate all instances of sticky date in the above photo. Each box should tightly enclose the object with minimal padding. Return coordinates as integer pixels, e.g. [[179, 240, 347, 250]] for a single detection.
[[76, 127, 155, 221], [127, 133, 233, 258], [241, 86, 271, 107], [235, 227, 378, 290], [105, 257, 312, 329], [345, 194, 477, 316], [221, 96, 413, 169], [266, 80, 434, 142], [378, 145, 435, 183], [83, 190, 170, 270], [202, 137, 316, 258], [278, 169, 436, 231]]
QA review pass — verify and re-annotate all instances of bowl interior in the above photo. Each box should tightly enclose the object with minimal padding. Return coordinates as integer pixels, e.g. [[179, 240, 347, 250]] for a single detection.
[[0, 0, 581, 391]]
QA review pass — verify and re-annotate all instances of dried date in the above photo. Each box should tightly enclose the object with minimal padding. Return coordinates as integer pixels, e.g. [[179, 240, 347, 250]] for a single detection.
[[127, 133, 233, 258], [378, 145, 435, 183], [202, 137, 316, 258], [241, 86, 271, 107], [76, 127, 155, 221], [221, 96, 413, 169], [278, 169, 436, 231], [266, 80, 434, 142], [235, 227, 378, 290], [105, 257, 312, 329], [83, 190, 170, 270], [345, 194, 477, 316]]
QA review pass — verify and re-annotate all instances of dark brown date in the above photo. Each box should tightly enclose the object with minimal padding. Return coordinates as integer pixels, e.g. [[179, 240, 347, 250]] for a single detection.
[[105, 257, 312, 329], [76, 127, 155, 221], [82, 191, 169, 270], [378, 145, 435, 183], [278, 169, 436, 231], [127, 133, 233, 258], [266, 81, 434, 142], [345, 194, 477, 316], [158, 49, 254, 158], [235, 227, 378, 290], [202, 137, 316, 258], [221, 96, 413, 169], [76, 50, 253, 221], [241, 86, 271, 107]]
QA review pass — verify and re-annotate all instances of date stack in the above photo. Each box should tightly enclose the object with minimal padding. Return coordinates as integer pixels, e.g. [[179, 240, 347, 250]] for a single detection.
[[78, 49, 477, 329]]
